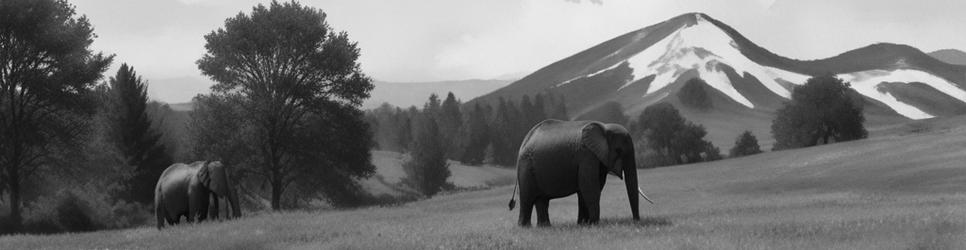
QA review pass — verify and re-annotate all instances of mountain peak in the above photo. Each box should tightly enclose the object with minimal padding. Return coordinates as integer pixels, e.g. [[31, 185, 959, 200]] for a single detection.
[[666, 12, 712, 27]]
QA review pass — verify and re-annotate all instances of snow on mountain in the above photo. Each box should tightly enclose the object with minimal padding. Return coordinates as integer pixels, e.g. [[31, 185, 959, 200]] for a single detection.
[[472, 12, 966, 133], [548, 13, 966, 120], [558, 13, 810, 109], [838, 69, 966, 119]]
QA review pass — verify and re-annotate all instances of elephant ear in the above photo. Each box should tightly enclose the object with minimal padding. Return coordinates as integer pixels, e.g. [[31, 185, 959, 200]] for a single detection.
[[581, 123, 613, 171], [198, 161, 212, 187]]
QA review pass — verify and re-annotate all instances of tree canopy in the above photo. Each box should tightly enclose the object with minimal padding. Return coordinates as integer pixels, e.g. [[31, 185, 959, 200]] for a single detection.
[[771, 75, 867, 150], [631, 103, 721, 166], [194, 1, 374, 209], [402, 99, 451, 197], [0, 0, 113, 229], [729, 131, 763, 158]]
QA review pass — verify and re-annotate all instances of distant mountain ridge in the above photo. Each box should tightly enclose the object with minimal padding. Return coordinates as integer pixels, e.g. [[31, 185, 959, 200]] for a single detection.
[[929, 49, 966, 66], [469, 12, 966, 150], [365, 79, 511, 109]]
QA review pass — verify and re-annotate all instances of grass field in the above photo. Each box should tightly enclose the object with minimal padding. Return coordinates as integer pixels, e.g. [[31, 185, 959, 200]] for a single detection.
[[2, 117, 965, 249]]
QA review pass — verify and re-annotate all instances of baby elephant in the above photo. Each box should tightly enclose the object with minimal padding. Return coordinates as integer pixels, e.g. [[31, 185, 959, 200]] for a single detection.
[[509, 120, 653, 226]]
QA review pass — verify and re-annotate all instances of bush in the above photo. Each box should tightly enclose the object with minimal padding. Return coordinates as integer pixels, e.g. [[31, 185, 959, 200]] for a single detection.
[[632, 103, 721, 167], [730, 131, 763, 157], [20, 186, 152, 234]]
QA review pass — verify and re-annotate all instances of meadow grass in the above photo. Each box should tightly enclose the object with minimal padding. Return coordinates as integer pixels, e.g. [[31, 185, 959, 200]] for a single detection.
[[2, 118, 966, 249]]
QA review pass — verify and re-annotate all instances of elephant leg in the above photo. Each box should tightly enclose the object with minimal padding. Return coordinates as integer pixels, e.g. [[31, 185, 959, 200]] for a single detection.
[[577, 193, 588, 224], [209, 194, 220, 220], [578, 151, 602, 224], [197, 198, 209, 222], [156, 202, 164, 229], [535, 198, 551, 227], [188, 191, 209, 223], [517, 157, 536, 227], [518, 198, 535, 227], [166, 214, 180, 225]]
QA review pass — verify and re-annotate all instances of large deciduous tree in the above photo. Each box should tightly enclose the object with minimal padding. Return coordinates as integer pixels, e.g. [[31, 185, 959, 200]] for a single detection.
[[632, 103, 720, 166], [106, 64, 173, 204], [771, 75, 866, 150], [195, 1, 374, 209], [0, 0, 113, 229]]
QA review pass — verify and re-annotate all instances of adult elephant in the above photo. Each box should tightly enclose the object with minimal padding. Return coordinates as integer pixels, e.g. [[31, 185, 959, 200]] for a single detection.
[[509, 119, 654, 226], [155, 161, 241, 229]]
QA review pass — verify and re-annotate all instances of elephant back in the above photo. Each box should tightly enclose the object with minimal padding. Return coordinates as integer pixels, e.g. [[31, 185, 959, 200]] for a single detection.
[[520, 120, 607, 162]]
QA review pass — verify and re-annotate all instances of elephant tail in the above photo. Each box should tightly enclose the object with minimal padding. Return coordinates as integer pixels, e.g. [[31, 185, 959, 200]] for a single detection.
[[508, 181, 517, 211]]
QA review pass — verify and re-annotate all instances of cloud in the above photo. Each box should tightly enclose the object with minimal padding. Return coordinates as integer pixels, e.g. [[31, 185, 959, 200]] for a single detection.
[[432, 0, 678, 79]]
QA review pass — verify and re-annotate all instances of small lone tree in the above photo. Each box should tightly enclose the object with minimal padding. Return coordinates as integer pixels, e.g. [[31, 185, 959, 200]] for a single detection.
[[729, 131, 762, 158], [403, 112, 450, 196], [772, 75, 866, 150], [632, 103, 720, 166]]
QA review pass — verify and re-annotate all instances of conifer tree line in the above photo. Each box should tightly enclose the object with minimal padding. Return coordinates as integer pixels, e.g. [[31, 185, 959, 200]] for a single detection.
[[366, 92, 569, 167]]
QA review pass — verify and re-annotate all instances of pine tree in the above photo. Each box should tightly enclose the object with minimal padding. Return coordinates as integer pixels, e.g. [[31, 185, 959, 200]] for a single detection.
[[107, 64, 174, 204], [533, 93, 548, 123], [403, 109, 450, 196], [730, 131, 763, 157], [439, 92, 463, 159], [460, 103, 490, 165]]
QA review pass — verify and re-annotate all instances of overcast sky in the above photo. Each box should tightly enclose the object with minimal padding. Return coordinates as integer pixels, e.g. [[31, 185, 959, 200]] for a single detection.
[[72, 0, 966, 103]]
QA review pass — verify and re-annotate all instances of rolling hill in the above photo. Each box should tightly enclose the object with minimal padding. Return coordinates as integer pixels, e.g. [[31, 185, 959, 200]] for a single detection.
[[470, 13, 966, 150], [364, 79, 511, 109], [3, 114, 964, 249], [929, 49, 966, 66]]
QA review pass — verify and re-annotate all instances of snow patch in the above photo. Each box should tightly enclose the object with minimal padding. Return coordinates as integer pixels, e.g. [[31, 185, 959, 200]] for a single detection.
[[613, 14, 811, 107], [837, 70, 946, 120], [555, 63, 622, 87]]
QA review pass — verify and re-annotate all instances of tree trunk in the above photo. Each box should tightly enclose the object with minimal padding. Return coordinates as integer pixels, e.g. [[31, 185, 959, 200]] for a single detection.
[[270, 180, 281, 210], [8, 168, 22, 231]]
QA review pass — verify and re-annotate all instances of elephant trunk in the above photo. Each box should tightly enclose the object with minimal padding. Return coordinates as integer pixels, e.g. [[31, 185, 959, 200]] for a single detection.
[[622, 152, 641, 221], [227, 185, 242, 219]]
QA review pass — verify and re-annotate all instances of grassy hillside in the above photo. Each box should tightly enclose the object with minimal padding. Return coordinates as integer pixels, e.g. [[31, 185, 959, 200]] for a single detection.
[[2, 117, 965, 249], [360, 151, 514, 197]]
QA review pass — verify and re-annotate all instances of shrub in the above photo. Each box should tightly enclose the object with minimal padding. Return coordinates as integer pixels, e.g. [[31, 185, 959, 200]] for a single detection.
[[730, 131, 763, 157], [21, 186, 152, 234], [632, 103, 721, 167]]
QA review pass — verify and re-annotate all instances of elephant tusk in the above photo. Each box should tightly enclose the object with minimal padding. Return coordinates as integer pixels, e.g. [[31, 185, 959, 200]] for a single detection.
[[637, 187, 655, 204]]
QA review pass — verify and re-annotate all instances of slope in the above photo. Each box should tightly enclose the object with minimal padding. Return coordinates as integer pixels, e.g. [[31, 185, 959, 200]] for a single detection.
[[4, 116, 965, 249], [929, 49, 966, 66], [365, 79, 511, 109], [469, 12, 966, 151]]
